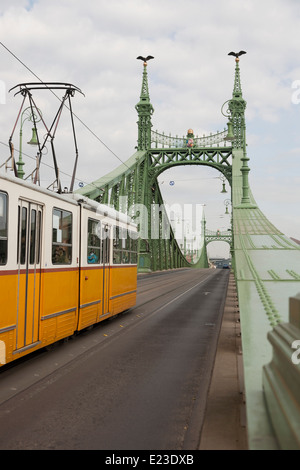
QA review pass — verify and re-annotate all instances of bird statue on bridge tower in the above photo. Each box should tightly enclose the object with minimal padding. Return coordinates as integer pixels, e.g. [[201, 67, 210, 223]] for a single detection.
[[137, 55, 154, 66], [228, 51, 246, 62]]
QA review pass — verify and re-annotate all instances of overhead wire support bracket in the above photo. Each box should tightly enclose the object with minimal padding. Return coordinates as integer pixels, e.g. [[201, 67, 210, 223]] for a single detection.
[[9, 82, 85, 97], [8, 81, 84, 192]]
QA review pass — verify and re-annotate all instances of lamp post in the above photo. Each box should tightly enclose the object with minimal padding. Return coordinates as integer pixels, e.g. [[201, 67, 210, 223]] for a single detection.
[[221, 100, 235, 143], [17, 107, 41, 179], [220, 174, 227, 193], [224, 198, 231, 215]]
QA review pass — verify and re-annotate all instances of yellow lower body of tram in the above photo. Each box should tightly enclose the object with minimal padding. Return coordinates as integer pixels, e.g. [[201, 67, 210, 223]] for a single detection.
[[0, 175, 138, 367], [1, 265, 137, 367]]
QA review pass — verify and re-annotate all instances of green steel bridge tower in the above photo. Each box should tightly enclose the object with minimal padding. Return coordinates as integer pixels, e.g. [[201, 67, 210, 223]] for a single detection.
[[77, 55, 300, 450]]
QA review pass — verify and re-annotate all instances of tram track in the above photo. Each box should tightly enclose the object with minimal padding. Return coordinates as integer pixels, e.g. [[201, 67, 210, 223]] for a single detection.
[[134, 268, 216, 309], [136, 268, 212, 296]]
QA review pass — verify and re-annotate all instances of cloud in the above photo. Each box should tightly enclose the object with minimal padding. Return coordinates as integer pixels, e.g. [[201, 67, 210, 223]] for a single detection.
[[0, 0, 299, 256]]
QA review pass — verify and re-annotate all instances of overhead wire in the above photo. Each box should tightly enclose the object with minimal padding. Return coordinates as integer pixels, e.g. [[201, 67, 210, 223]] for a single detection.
[[0, 140, 95, 188], [0, 41, 132, 187]]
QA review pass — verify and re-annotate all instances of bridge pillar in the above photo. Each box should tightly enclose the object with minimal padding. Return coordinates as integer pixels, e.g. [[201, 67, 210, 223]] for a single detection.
[[135, 61, 154, 151], [227, 56, 256, 208]]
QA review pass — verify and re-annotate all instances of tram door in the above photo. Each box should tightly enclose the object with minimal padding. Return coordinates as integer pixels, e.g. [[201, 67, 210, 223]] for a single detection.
[[102, 224, 111, 315], [16, 200, 43, 351]]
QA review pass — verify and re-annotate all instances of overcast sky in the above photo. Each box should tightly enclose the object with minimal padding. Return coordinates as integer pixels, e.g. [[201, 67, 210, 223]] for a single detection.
[[0, 0, 299, 258]]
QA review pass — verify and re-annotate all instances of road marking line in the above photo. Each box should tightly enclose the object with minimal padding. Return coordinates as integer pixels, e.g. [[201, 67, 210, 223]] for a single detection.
[[151, 273, 216, 316]]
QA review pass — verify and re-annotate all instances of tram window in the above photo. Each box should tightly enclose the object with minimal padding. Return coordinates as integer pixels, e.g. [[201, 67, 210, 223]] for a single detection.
[[113, 250, 121, 264], [52, 208, 72, 264], [102, 225, 110, 264], [29, 209, 36, 264], [131, 234, 138, 264], [113, 226, 122, 264], [122, 250, 129, 264], [36, 211, 41, 264], [113, 226, 138, 265], [129, 230, 138, 265], [0, 192, 7, 265], [87, 218, 101, 264], [131, 251, 137, 264], [17, 206, 27, 265]]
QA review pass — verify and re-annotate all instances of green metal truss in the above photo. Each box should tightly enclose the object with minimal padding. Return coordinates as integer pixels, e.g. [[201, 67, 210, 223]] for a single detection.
[[205, 228, 232, 246], [77, 56, 300, 449], [77, 59, 247, 272]]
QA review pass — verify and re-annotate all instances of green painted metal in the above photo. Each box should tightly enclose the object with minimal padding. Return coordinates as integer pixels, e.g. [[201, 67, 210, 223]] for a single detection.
[[77, 54, 300, 449], [135, 62, 154, 151], [77, 60, 233, 272], [227, 58, 300, 449], [205, 228, 232, 246], [263, 293, 300, 449]]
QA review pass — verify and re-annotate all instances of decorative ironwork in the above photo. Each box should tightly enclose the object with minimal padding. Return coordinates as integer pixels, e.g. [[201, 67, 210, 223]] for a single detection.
[[205, 228, 232, 245], [148, 148, 232, 187], [151, 129, 229, 149]]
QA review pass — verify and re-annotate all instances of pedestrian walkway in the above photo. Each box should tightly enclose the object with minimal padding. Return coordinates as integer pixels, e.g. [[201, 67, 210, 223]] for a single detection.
[[199, 272, 248, 450]]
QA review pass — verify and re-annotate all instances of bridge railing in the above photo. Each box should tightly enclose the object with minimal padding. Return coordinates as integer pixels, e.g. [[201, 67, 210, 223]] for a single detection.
[[151, 129, 230, 149]]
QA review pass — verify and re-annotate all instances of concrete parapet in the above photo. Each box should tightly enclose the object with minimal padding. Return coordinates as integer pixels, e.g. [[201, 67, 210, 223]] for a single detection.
[[263, 292, 300, 449]]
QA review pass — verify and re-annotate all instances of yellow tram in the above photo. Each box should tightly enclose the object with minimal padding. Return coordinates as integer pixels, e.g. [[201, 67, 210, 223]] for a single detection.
[[0, 172, 137, 367]]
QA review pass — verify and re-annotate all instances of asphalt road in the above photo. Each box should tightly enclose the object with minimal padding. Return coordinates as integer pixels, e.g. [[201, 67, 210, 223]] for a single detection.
[[0, 268, 229, 450]]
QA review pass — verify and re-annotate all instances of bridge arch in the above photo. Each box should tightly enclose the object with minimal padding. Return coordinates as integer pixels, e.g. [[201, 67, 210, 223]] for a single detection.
[[206, 241, 231, 265], [148, 147, 232, 188], [205, 231, 232, 246]]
